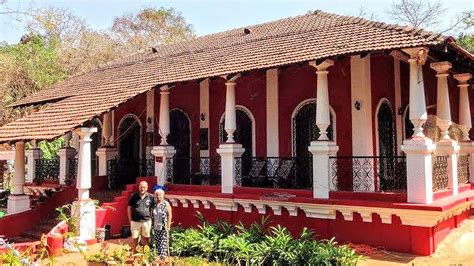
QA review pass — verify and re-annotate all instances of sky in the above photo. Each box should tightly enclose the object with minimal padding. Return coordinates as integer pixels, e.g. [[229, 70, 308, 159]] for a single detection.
[[1, 0, 473, 44]]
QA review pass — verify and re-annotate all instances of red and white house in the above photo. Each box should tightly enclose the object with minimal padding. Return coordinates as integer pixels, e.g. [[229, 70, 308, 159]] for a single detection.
[[0, 11, 473, 255]]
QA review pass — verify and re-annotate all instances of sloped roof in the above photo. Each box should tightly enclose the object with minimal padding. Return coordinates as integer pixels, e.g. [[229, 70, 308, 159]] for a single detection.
[[0, 10, 466, 142]]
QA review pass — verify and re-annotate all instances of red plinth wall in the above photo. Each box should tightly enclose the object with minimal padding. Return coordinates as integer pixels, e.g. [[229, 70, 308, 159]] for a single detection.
[[98, 178, 474, 256]]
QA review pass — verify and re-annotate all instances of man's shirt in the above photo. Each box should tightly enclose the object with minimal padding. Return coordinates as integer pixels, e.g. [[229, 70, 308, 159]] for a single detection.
[[128, 192, 155, 222]]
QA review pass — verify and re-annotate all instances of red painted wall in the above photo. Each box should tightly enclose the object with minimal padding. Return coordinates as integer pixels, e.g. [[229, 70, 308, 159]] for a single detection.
[[278, 59, 352, 157]]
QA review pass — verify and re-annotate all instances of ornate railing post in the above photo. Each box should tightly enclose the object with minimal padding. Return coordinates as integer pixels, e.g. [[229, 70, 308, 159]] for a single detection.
[[59, 148, 77, 185], [96, 147, 117, 176]]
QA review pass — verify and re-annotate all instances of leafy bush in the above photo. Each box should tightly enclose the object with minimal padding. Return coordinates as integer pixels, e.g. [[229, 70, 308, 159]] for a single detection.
[[170, 212, 363, 265]]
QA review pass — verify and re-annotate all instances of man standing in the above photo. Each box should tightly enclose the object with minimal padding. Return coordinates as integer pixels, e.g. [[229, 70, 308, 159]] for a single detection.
[[127, 181, 155, 252]]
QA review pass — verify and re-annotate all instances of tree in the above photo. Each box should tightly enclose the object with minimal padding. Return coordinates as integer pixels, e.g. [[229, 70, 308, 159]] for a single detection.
[[111, 7, 195, 54]]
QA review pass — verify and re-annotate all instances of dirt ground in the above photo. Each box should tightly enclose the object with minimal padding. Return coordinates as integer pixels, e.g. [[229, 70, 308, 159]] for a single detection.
[[49, 217, 474, 265]]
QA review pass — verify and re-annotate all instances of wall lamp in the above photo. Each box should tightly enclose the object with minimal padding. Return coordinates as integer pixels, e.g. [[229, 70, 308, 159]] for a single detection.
[[200, 113, 206, 121], [354, 100, 361, 111]]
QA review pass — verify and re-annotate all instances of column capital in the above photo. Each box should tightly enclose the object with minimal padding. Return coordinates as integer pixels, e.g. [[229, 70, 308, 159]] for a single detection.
[[402, 47, 429, 65], [74, 127, 97, 141], [160, 85, 170, 94], [430, 61, 452, 75], [309, 59, 334, 72], [225, 81, 237, 86], [454, 73, 472, 84]]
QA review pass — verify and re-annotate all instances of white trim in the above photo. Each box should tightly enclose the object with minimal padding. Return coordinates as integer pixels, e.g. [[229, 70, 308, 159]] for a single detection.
[[394, 58, 403, 155], [266, 68, 279, 157], [117, 113, 143, 160], [170, 108, 193, 157], [219, 105, 256, 157], [374, 98, 394, 156], [291, 98, 336, 156], [402, 105, 410, 140]]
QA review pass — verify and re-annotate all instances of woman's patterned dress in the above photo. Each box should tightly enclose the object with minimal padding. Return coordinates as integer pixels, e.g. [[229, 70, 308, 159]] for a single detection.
[[153, 200, 169, 259]]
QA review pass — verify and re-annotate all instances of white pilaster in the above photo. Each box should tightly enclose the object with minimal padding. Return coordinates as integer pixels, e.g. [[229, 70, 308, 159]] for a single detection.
[[431, 62, 459, 196], [200, 79, 210, 157], [59, 147, 76, 185], [266, 68, 279, 156], [96, 147, 117, 176], [394, 58, 403, 154], [350, 55, 373, 156], [401, 47, 435, 204], [72, 127, 97, 241], [102, 112, 112, 146], [310, 60, 334, 140], [309, 141, 339, 198], [146, 90, 155, 159], [151, 146, 176, 186], [217, 144, 244, 194], [25, 144, 41, 184], [7, 141, 30, 214], [159, 85, 171, 145]]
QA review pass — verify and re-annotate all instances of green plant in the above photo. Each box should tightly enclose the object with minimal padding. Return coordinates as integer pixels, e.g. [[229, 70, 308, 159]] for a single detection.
[[252, 225, 298, 265], [56, 204, 78, 234], [110, 244, 131, 264]]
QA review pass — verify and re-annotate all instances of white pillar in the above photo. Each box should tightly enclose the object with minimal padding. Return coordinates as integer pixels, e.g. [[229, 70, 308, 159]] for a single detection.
[[7, 141, 30, 214], [401, 47, 436, 204], [159, 85, 171, 145], [25, 141, 42, 184], [455, 73, 474, 183], [200, 79, 210, 157], [151, 146, 176, 186], [72, 127, 97, 241], [266, 68, 279, 156], [102, 112, 112, 146], [431, 62, 459, 195], [455, 73, 473, 141], [224, 80, 237, 143], [308, 60, 339, 198], [217, 75, 244, 194], [313, 60, 334, 141]]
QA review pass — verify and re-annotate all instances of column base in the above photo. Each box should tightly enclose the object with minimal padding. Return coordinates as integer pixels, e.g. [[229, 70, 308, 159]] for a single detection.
[[7, 194, 31, 215], [217, 143, 245, 194], [71, 199, 96, 241], [151, 145, 176, 186], [96, 147, 117, 177], [402, 137, 436, 204], [308, 141, 339, 198]]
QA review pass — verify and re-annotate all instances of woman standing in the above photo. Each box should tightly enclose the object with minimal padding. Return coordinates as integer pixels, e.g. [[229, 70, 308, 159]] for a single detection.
[[152, 189, 172, 261]]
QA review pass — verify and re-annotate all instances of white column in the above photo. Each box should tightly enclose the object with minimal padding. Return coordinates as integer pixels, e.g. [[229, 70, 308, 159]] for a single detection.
[[224, 80, 237, 143], [455, 73, 472, 141], [59, 135, 77, 185], [401, 47, 436, 204], [394, 58, 404, 155], [454, 73, 474, 183], [25, 141, 41, 183], [217, 75, 244, 194], [308, 60, 339, 198], [431, 62, 459, 195], [96, 147, 117, 177], [159, 85, 171, 145], [102, 112, 112, 146], [266, 68, 279, 156], [72, 127, 97, 241], [153, 85, 176, 185], [7, 141, 30, 214]]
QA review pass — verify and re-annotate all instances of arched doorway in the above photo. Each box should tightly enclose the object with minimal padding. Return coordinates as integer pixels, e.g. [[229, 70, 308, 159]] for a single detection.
[[118, 115, 142, 185], [90, 119, 102, 176], [377, 102, 395, 158], [292, 100, 334, 188], [168, 109, 191, 184], [220, 108, 254, 174]]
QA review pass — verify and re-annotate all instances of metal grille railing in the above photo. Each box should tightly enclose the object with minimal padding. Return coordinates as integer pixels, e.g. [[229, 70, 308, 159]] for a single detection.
[[139, 159, 155, 177], [234, 157, 308, 189], [65, 158, 78, 185], [171, 157, 221, 185], [34, 159, 60, 184], [432, 155, 449, 192], [457, 154, 470, 185], [329, 156, 407, 192]]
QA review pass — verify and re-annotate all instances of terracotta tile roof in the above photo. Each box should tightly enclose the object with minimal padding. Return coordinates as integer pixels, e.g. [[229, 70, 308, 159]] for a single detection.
[[0, 10, 467, 142]]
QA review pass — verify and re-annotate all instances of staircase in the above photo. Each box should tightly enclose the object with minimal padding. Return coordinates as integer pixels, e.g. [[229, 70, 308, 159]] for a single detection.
[[8, 214, 58, 244]]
